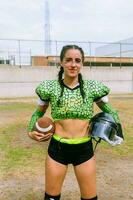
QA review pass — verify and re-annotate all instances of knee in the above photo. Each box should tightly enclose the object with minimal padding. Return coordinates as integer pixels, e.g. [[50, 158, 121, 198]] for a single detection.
[[81, 196, 98, 200], [44, 192, 61, 200]]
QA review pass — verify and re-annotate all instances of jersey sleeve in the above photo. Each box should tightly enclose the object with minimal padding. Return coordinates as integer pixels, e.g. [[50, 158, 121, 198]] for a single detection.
[[98, 102, 120, 123], [89, 80, 110, 101], [35, 80, 51, 102]]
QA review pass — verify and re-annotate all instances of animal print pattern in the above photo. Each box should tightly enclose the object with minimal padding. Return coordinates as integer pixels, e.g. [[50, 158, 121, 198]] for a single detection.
[[36, 79, 110, 121]]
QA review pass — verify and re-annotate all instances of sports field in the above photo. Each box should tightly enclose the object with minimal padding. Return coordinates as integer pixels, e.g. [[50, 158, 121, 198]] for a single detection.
[[0, 95, 133, 200]]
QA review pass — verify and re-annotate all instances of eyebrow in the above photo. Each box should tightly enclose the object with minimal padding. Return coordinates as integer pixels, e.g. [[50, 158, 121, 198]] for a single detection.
[[64, 57, 82, 60]]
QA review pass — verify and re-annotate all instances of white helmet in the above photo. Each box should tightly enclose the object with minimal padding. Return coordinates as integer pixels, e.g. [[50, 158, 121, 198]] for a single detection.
[[89, 112, 123, 146]]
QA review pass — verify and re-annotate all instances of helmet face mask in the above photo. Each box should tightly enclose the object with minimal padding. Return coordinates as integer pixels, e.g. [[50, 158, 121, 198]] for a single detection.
[[89, 112, 123, 146], [90, 121, 116, 140]]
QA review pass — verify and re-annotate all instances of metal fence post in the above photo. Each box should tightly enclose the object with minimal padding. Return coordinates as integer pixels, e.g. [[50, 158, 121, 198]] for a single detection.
[[18, 39, 21, 68], [29, 49, 32, 66], [55, 40, 58, 67], [120, 42, 122, 68], [89, 41, 92, 68]]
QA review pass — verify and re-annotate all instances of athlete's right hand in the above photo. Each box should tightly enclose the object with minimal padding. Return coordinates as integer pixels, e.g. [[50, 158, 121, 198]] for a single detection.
[[28, 131, 53, 142]]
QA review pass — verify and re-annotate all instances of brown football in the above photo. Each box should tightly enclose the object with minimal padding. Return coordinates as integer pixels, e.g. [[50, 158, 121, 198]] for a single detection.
[[34, 117, 55, 134]]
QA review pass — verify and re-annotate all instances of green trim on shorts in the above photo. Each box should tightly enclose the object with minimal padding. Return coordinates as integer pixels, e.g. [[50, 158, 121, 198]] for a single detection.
[[53, 133, 91, 144]]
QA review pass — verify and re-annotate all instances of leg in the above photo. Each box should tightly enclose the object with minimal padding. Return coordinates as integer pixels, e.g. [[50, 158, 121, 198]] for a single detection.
[[45, 154, 68, 196], [74, 156, 97, 199]]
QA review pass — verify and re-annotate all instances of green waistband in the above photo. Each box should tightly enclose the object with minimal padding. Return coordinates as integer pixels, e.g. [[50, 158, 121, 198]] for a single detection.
[[52, 133, 91, 144]]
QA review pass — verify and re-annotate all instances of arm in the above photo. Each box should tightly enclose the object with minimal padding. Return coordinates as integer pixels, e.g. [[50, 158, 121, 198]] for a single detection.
[[27, 104, 48, 132], [28, 103, 53, 142], [96, 100, 120, 123], [96, 100, 124, 139], [89, 80, 124, 141], [28, 80, 52, 141]]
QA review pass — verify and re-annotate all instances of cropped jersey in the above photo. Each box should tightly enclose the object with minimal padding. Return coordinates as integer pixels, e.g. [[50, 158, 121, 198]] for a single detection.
[[35, 79, 110, 121]]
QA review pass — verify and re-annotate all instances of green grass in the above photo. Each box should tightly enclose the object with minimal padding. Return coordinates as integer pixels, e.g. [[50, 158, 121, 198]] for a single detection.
[[0, 103, 48, 175], [0, 102, 35, 111], [0, 123, 45, 172], [0, 96, 133, 176]]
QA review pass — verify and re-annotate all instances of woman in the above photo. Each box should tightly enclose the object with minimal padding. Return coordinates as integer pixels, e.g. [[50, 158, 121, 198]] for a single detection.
[[28, 45, 123, 200]]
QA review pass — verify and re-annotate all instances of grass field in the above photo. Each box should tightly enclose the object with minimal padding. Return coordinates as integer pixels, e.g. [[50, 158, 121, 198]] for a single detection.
[[0, 95, 133, 200]]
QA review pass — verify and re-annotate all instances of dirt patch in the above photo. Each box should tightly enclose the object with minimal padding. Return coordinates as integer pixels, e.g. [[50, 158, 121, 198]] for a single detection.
[[0, 150, 133, 200], [0, 97, 133, 200], [96, 150, 133, 200]]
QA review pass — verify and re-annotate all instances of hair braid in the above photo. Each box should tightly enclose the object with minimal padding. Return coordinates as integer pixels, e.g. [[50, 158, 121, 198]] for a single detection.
[[57, 67, 64, 106], [78, 73, 85, 102]]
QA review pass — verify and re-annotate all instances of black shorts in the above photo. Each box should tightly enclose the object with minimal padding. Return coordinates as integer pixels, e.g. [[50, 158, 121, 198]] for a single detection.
[[48, 137, 94, 166]]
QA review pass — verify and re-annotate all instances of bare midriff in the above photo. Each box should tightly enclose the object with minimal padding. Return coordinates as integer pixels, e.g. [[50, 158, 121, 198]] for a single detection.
[[54, 119, 90, 139]]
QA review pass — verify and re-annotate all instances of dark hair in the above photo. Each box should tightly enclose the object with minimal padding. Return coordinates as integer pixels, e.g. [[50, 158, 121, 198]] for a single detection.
[[60, 44, 84, 62], [57, 45, 85, 106]]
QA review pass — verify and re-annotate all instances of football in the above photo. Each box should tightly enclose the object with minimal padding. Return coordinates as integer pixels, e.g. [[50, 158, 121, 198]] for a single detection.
[[34, 116, 55, 134]]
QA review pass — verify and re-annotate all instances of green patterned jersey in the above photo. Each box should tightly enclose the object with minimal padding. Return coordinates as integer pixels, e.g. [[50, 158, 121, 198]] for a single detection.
[[35, 79, 110, 121]]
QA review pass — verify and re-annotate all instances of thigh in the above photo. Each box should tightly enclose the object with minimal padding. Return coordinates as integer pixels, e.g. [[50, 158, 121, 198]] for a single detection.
[[74, 156, 97, 199], [45, 154, 68, 195]]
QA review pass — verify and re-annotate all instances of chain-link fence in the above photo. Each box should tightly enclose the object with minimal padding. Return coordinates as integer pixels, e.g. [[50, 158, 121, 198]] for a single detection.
[[0, 39, 133, 66]]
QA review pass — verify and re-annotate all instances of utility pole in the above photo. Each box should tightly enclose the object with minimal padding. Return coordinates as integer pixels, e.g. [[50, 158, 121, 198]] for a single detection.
[[44, 0, 51, 55]]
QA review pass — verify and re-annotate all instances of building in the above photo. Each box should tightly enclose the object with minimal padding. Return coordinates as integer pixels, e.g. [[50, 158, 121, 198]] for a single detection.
[[31, 55, 133, 67], [96, 37, 133, 57]]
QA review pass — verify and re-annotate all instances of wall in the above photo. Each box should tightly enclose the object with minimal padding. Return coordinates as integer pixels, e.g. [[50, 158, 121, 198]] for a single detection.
[[0, 66, 133, 97]]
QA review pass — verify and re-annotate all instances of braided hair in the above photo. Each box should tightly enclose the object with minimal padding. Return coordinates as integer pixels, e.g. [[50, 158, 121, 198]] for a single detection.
[[57, 45, 85, 106]]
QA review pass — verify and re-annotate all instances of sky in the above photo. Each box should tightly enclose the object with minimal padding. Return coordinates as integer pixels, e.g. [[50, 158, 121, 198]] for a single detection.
[[0, 0, 133, 43]]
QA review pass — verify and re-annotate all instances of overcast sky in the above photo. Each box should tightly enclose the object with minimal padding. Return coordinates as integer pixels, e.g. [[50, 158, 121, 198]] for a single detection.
[[0, 0, 133, 43]]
